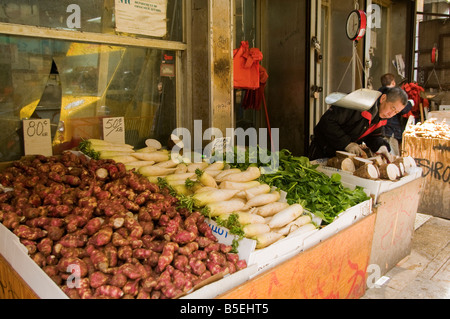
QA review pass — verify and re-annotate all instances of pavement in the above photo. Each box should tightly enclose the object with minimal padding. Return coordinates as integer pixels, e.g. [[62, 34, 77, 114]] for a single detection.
[[361, 213, 450, 299]]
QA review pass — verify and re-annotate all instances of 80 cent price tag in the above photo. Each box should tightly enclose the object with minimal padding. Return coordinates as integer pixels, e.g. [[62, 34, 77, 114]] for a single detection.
[[103, 117, 125, 144], [23, 119, 53, 156]]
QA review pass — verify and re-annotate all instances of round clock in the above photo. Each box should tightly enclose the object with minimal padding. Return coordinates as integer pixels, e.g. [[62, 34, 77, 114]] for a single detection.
[[346, 9, 367, 42]]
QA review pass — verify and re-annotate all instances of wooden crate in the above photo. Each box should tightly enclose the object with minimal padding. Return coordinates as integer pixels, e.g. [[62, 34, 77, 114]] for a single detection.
[[369, 178, 423, 278], [402, 135, 450, 219], [218, 213, 376, 299], [0, 254, 38, 299]]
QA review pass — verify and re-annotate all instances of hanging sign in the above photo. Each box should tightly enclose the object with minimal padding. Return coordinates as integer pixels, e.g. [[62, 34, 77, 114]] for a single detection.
[[23, 119, 53, 157], [114, 0, 167, 38], [103, 117, 125, 144]]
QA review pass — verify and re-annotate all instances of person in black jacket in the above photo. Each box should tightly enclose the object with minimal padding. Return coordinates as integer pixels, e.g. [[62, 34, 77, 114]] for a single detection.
[[379, 73, 413, 155], [309, 86, 408, 161]]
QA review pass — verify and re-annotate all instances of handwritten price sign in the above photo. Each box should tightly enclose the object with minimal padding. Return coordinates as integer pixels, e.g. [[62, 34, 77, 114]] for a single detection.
[[23, 119, 52, 156], [103, 117, 125, 144]]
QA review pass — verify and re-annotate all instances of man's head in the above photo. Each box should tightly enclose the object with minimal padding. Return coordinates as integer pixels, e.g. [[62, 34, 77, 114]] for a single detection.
[[378, 87, 408, 119], [381, 73, 396, 88]]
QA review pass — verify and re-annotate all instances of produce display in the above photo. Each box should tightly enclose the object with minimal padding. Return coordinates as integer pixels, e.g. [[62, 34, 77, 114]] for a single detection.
[[325, 150, 417, 181], [77, 139, 318, 250], [403, 118, 450, 140], [0, 151, 247, 299]]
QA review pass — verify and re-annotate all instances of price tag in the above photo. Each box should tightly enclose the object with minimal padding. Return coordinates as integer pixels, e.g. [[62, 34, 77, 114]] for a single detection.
[[103, 117, 125, 144], [23, 119, 53, 157]]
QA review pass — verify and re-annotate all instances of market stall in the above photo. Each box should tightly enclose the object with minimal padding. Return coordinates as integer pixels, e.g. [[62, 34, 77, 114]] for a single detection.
[[0, 136, 423, 299]]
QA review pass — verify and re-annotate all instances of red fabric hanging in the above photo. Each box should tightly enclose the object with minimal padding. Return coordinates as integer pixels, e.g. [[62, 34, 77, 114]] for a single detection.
[[233, 41, 263, 90], [401, 82, 429, 120]]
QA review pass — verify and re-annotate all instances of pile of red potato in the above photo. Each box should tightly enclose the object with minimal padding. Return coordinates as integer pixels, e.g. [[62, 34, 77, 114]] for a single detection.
[[0, 151, 247, 299]]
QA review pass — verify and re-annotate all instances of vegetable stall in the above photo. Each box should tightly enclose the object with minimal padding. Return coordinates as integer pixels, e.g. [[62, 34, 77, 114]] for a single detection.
[[0, 138, 423, 299]]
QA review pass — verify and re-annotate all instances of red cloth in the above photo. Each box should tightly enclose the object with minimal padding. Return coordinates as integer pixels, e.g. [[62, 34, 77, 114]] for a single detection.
[[241, 66, 268, 111], [401, 82, 430, 120], [233, 41, 263, 90]]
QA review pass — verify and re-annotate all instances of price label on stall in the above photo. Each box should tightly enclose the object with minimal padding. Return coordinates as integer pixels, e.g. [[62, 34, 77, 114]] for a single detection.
[[23, 119, 53, 157], [103, 117, 125, 144]]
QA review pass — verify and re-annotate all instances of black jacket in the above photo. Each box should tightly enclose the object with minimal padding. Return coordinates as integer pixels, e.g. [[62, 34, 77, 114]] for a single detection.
[[309, 98, 390, 160]]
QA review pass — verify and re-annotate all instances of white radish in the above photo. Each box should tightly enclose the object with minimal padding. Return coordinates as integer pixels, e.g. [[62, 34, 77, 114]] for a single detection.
[[174, 163, 188, 174], [254, 232, 284, 249], [201, 169, 222, 178], [243, 223, 271, 238], [205, 162, 225, 171], [187, 162, 209, 172], [133, 151, 170, 162], [165, 172, 196, 181], [219, 212, 266, 225], [154, 159, 179, 168], [139, 165, 177, 177], [196, 170, 217, 188], [245, 191, 281, 208], [145, 138, 162, 150], [220, 166, 261, 182], [194, 186, 219, 194], [273, 215, 312, 236], [219, 180, 261, 190], [243, 184, 271, 200], [268, 204, 304, 229], [124, 160, 156, 168], [108, 155, 140, 164], [287, 223, 317, 238], [135, 146, 158, 153], [192, 189, 240, 206], [253, 202, 290, 217], [206, 198, 247, 216], [215, 168, 242, 181]]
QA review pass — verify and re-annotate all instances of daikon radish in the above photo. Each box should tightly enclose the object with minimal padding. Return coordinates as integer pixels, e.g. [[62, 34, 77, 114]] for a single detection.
[[219, 180, 261, 190], [194, 186, 218, 194], [220, 166, 261, 182], [132, 151, 170, 162], [206, 199, 247, 216], [145, 138, 162, 150], [243, 223, 271, 238], [268, 204, 304, 229], [353, 163, 379, 179], [89, 139, 134, 149], [174, 163, 188, 174], [147, 176, 167, 183], [187, 162, 209, 172], [273, 215, 312, 236], [192, 189, 240, 206], [171, 184, 193, 196], [254, 232, 284, 249], [205, 162, 225, 171], [245, 191, 281, 208], [378, 163, 400, 180], [99, 151, 134, 159], [135, 146, 158, 153], [165, 173, 196, 181], [202, 169, 222, 178], [90, 145, 135, 153], [219, 212, 266, 225], [196, 169, 217, 188], [108, 155, 139, 164], [253, 202, 290, 217], [243, 184, 271, 200], [287, 223, 317, 238], [215, 168, 241, 181], [154, 159, 179, 168], [139, 165, 177, 177]]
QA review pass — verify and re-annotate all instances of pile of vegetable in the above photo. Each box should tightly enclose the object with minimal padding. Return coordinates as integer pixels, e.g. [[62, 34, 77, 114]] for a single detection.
[[403, 118, 450, 140], [0, 151, 247, 299], [326, 150, 417, 181], [227, 148, 371, 224]]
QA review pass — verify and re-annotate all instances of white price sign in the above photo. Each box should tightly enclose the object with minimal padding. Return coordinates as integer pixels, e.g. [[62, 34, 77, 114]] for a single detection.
[[23, 119, 53, 157], [103, 117, 125, 144]]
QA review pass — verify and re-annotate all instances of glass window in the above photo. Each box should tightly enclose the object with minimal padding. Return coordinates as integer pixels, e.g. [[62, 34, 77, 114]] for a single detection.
[[0, 0, 183, 41], [0, 35, 177, 161]]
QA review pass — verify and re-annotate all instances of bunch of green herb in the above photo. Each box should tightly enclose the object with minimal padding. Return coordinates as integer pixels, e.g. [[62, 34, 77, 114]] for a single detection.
[[215, 213, 245, 253], [78, 139, 100, 160]]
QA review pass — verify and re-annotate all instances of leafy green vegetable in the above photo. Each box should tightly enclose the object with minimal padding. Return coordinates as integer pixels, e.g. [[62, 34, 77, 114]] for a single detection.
[[78, 139, 100, 160], [215, 213, 245, 253], [228, 147, 370, 224]]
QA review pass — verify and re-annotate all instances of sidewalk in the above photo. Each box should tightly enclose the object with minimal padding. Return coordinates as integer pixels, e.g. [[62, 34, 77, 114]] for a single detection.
[[362, 213, 450, 299]]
